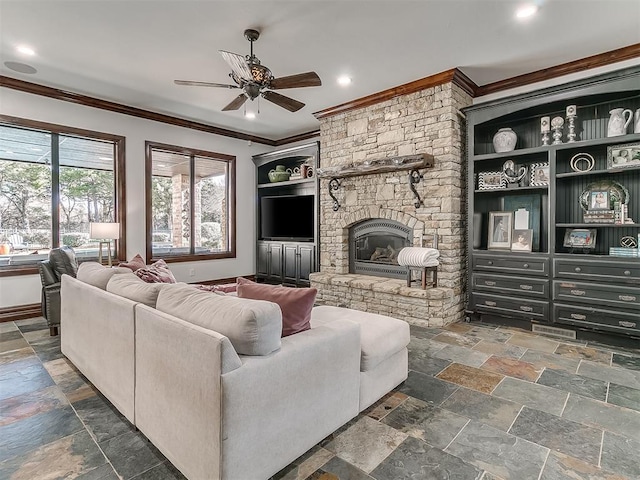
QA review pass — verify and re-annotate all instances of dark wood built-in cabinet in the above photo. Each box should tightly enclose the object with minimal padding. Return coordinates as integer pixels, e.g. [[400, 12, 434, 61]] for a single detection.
[[252, 142, 320, 286], [465, 67, 640, 339]]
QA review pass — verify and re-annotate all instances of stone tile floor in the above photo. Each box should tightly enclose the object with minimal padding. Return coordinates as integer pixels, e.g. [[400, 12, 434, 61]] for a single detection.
[[1, 316, 640, 479]]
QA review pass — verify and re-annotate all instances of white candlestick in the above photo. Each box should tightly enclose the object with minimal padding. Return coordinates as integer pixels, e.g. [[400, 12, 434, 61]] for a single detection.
[[541, 116, 550, 133]]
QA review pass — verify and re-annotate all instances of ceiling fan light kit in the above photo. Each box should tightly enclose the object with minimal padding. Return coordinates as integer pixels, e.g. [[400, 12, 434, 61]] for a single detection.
[[175, 28, 321, 113]]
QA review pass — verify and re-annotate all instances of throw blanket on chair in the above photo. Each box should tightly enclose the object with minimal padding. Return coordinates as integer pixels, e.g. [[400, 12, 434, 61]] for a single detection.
[[397, 247, 440, 267]]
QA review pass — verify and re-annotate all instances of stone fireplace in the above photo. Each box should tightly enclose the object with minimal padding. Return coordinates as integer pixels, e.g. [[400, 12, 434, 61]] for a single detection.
[[310, 78, 472, 326], [349, 218, 410, 279]]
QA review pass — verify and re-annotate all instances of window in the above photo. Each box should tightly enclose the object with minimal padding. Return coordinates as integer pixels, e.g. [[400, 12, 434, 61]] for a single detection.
[[0, 116, 125, 275], [146, 141, 235, 262]]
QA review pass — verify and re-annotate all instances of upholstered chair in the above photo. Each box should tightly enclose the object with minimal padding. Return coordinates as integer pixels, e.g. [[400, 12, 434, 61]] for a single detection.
[[38, 246, 78, 336]]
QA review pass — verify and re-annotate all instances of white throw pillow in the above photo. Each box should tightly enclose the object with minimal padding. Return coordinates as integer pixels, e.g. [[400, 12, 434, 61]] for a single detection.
[[107, 273, 166, 308], [76, 262, 130, 290], [156, 283, 282, 356]]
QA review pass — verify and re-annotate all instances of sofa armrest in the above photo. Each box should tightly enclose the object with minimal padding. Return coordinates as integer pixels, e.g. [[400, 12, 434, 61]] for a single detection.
[[134, 305, 239, 480], [220, 319, 361, 480], [41, 282, 61, 324]]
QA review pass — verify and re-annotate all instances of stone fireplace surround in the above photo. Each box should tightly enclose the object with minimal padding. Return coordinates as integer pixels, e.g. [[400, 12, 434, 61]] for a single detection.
[[310, 81, 472, 327]]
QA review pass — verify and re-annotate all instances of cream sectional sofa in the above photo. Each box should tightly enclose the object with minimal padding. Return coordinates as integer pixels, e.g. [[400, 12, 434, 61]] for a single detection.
[[60, 264, 409, 480]]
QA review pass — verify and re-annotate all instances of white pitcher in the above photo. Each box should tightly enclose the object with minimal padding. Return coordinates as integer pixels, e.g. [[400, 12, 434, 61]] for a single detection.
[[607, 108, 633, 137]]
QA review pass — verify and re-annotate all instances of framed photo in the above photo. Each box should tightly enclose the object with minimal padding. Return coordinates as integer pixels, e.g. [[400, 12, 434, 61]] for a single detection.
[[502, 194, 541, 251], [530, 163, 550, 186], [588, 190, 610, 211], [511, 229, 533, 252], [563, 228, 597, 249], [607, 142, 640, 169], [478, 171, 506, 190], [487, 211, 513, 250]]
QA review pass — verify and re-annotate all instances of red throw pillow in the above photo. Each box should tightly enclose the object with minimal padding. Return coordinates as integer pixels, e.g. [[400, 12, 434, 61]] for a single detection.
[[237, 282, 316, 337], [134, 259, 177, 284], [119, 254, 146, 272]]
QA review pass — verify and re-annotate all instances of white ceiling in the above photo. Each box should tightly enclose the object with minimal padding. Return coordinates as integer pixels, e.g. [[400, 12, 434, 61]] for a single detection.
[[1, 1, 639, 141]]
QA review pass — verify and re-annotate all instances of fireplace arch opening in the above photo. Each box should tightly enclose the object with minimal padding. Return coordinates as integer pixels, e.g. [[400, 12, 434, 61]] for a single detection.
[[348, 219, 411, 279]]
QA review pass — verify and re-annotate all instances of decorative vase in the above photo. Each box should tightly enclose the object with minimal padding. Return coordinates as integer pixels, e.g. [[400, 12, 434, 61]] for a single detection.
[[607, 108, 633, 137], [492, 128, 517, 153], [268, 165, 290, 182]]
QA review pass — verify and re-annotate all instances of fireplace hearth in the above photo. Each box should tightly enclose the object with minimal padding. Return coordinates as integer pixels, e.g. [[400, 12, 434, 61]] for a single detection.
[[349, 219, 411, 279]]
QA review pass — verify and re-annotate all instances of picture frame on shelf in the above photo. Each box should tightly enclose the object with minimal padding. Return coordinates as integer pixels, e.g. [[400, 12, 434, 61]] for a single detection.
[[487, 211, 513, 250], [588, 190, 610, 211], [511, 229, 533, 252], [502, 194, 541, 251], [478, 171, 506, 190], [563, 228, 597, 249], [530, 163, 550, 186], [607, 142, 640, 169]]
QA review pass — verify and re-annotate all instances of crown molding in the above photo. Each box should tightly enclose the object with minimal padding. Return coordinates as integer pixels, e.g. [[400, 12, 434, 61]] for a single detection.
[[3, 44, 638, 146], [475, 43, 640, 97], [313, 68, 478, 120], [0, 75, 278, 146]]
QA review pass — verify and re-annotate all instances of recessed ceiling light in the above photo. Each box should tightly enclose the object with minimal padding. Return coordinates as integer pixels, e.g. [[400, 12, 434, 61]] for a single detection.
[[245, 112, 256, 120], [516, 4, 538, 19], [337, 76, 352, 86], [16, 45, 36, 56]]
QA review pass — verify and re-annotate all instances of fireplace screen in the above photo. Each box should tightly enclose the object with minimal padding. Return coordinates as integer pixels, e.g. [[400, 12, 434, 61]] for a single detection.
[[349, 219, 411, 279]]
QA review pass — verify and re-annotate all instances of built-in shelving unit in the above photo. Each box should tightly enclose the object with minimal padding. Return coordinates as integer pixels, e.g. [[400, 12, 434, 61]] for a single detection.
[[252, 142, 320, 286], [465, 67, 640, 338]]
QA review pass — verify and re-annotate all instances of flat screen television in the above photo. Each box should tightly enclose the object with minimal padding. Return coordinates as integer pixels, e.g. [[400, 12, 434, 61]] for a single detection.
[[260, 194, 314, 241]]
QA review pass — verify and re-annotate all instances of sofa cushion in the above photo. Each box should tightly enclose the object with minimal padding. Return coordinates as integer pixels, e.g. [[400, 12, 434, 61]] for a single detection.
[[311, 306, 410, 371], [156, 284, 282, 356], [119, 254, 146, 272], [134, 259, 177, 284], [107, 273, 166, 308], [77, 262, 131, 290], [237, 280, 316, 337]]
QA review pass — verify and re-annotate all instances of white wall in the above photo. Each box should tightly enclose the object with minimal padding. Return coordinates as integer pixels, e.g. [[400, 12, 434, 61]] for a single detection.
[[0, 88, 274, 308]]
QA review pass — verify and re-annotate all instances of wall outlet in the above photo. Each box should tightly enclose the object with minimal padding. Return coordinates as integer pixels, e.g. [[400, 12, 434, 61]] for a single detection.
[[189, 268, 195, 277]]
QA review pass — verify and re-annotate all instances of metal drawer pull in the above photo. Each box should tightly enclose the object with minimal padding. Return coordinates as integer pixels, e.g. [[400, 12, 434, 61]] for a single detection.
[[624, 270, 631, 276], [487, 261, 493, 265], [570, 313, 586, 320], [484, 280, 496, 286], [574, 267, 582, 273], [523, 264, 529, 269], [520, 284, 533, 290], [619, 295, 636, 302], [570, 290, 586, 296], [484, 300, 497, 306], [619, 321, 637, 328], [520, 306, 533, 312]]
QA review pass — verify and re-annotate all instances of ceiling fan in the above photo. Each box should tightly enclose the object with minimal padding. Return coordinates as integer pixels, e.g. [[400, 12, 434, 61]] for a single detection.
[[174, 29, 321, 113]]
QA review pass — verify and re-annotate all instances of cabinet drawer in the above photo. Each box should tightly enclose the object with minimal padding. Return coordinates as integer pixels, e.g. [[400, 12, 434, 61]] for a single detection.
[[553, 281, 640, 310], [473, 273, 549, 298], [554, 303, 640, 336], [473, 254, 549, 277], [554, 258, 640, 284], [473, 293, 549, 320]]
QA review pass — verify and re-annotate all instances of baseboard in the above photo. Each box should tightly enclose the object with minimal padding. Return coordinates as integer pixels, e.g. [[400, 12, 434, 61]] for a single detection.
[[191, 275, 255, 286], [0, 303, 42, 323]]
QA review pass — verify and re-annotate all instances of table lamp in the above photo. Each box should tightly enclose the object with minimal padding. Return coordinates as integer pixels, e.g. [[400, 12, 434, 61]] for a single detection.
[[89, 222, 120, 266]]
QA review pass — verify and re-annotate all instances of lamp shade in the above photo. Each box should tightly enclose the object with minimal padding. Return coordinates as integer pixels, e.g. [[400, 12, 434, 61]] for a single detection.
[[89, 222, 120, 240]]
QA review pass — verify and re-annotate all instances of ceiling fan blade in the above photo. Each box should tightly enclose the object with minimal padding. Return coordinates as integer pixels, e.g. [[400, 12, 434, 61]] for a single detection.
[[262, 91, 305, 112], [222, 94, 249, 111], [269, 72, 321, 90], [174, 80, 238, 89], [219, 50, 253, 82]]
